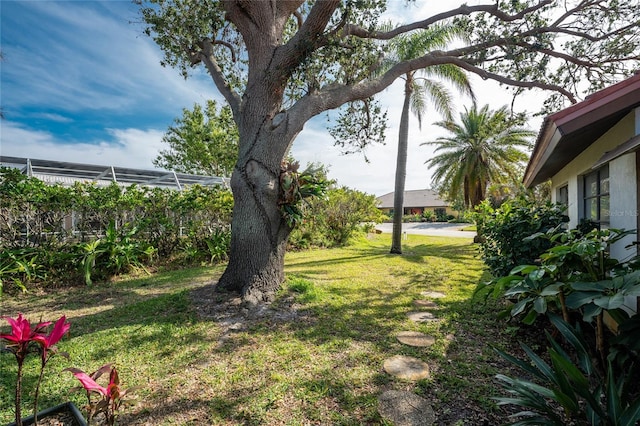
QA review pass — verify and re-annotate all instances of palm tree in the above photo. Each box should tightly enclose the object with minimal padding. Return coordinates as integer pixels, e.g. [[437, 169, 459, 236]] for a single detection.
[[386, 25, 474, 254], [423, 104, 535, 209]]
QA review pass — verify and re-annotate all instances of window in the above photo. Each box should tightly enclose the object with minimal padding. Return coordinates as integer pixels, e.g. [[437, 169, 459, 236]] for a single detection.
[[557, 185, 568, 206], [583, 166, 610, 228]]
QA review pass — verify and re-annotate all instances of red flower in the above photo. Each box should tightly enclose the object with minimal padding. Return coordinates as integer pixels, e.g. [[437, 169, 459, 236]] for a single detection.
[[0, 313, 50, 361], [66, 367, 109, 396], [32, 315, 70, 358]]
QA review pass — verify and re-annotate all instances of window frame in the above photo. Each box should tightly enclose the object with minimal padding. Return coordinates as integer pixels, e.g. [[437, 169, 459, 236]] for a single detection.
[[582, 165, 610, 229]]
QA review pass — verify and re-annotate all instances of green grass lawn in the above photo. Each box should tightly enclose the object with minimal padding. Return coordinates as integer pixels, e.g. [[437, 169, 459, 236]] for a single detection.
[[1, 233, 517, 425]]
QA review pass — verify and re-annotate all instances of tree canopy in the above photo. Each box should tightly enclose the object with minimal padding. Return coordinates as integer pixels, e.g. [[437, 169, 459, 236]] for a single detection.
[[138, 0, 640, 303], [154, 100, 238, 177]]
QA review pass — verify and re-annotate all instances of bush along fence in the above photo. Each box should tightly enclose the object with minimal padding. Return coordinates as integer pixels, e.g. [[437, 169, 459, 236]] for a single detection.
[[472, 198, 640, 425], [1, 166, 383, 295], [0, 167, 233, 294]]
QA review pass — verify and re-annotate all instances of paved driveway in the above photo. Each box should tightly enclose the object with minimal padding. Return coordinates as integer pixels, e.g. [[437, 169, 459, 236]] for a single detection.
[[375, 222, 476, 238]]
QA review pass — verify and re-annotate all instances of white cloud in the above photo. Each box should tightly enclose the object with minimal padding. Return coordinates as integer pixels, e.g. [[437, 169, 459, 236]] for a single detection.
[[1, 121, 165, 170], [2, 2, 220, 116], [0, 1, 552, 197]]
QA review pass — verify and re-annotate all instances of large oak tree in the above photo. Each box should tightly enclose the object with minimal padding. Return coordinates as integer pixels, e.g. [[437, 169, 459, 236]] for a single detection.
[[139, 0, 640, 304]]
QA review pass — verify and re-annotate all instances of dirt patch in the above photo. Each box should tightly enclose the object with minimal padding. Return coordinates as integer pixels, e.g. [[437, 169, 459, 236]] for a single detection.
[[189, 284, 313, 338]]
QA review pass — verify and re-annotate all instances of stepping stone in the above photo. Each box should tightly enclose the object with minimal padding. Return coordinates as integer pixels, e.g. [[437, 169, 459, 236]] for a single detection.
[[378, 390, 435, 426], [407, 311, 438, 322], [397, 331, 435, 347], [413, 300, 439, 309], [420, 291, 446, 299], [383, 355, 430, 380]]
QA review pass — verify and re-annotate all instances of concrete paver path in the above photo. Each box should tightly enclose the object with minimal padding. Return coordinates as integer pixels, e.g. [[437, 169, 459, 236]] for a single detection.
[[396, 331, 435, 347], [378, 390, 435, 426], [383, 355, 430, 380], [407, 311, 438, 322]]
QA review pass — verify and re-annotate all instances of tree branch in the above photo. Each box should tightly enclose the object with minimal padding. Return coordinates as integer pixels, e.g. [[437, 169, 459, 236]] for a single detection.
[[211, 40, 237, 63], [288, 48, 577, 133], [276, 0, 305, 17], [275, 0, 340, 72], [442, 56, 577, 103], [339, 1, 554, 40], [198, 39, 242, 115]]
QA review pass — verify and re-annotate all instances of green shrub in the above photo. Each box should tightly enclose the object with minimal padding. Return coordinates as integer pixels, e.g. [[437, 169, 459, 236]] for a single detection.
[[0, 167, 234, 291], [288, 186, 384, 249], [495, 315, 640, 426], [473, 196, 568, 277], [422, 210, 436, 222]]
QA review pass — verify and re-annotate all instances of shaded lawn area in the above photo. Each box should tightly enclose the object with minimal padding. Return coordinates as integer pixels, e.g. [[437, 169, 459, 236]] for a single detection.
[[0, 233, 520, 425]]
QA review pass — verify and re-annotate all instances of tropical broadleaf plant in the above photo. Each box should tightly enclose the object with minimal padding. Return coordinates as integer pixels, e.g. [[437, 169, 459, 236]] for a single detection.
[[494, 314, 640, 426]]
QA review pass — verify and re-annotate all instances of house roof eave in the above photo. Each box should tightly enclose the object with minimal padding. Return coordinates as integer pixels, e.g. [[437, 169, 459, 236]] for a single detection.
[[524, 73, 640, 188]]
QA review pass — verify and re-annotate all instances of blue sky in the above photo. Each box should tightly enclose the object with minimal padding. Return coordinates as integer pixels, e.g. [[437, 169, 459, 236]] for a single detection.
[[0, 1, 546, 196]]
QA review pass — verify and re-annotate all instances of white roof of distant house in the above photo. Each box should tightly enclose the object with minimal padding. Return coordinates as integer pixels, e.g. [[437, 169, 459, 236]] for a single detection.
[[0, 156, 229, 191], [376, 189, 448, 209]]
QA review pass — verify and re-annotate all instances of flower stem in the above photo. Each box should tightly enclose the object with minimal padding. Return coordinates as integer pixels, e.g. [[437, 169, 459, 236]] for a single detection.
[[15, 361, 23, 426], [33, 357, 48, 425]]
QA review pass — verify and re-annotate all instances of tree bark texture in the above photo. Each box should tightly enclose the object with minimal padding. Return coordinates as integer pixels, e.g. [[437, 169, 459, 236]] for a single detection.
[[390, 76, 413, 254], [216, 168, 290, 304], [216, 112, 296, 304], [216, 152, 291, 303]]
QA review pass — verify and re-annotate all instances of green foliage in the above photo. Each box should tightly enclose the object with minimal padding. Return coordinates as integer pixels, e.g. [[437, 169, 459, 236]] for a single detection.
[[498, 264, 561, 325], [279, 161, 330, 228], [77, 222, 156, 286], [473, 196, 568, 278], [495, 315, 640, 426], [422, 210, 436, 222], [0, 168, 234, 292], [204, 227, 232, 263], [153, 100, 238, 177], [288, 186, 384, 249], [0, 248, 46, 296], [459, 0, 640, 113], [484, 225, 640, 417], [424, 105, 535, 208], [328, 98, 388, 156], [480, 227, 640, 349]]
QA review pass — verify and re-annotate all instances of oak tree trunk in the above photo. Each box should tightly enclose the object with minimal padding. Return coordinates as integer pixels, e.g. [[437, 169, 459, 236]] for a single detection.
[[216, 160, 291, 304], [215, 91, 296, 304]]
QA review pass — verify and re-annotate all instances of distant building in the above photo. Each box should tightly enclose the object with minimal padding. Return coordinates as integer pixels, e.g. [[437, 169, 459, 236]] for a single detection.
[[376, 189, 452, 216]]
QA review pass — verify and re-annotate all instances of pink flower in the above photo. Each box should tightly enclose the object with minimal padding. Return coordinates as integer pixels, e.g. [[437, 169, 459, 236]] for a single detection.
[[66, 363, 116, 397], [66, 367, 109, 395], [0, 313, 51, 361], [32, 315, 70, 358], [66, 363, 136, 424], [0, 313, 50, 344]]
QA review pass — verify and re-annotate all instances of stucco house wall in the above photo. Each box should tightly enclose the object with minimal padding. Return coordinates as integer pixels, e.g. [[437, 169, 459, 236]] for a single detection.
[[549, 111, 638, 263], [525, 74, 640, 316]]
